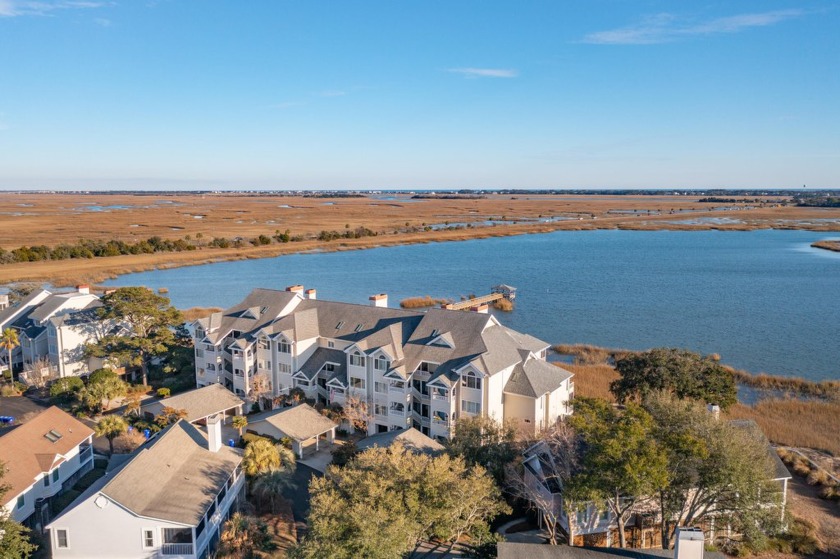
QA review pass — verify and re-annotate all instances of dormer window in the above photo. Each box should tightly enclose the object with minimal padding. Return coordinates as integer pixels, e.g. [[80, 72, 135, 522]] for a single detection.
[[374, 356, 389, 371], [461, 371, 481, 390], [349, 352, 365, 367]]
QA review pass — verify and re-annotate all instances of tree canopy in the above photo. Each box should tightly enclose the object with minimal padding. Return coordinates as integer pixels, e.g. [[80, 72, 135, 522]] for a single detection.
[[610, 348, 737, 410], [85, 287, 183, 385], [447, 415, 519, 483], [567, 397, 670, 548], [292, 441, 509, 558]]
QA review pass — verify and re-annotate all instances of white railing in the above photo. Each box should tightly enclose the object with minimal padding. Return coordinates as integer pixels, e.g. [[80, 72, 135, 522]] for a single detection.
[[389, 407, 405, 417], [161, 543, 193, 556], [431, 391, 449, 401]]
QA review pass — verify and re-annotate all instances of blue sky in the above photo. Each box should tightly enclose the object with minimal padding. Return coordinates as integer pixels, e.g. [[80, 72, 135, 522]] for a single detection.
[[0, 1, 838, 190]]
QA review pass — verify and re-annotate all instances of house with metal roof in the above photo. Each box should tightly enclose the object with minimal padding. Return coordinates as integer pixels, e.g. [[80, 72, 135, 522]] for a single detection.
[[47, 415, 244, 559], [0, 406, 94, 530], [192, 286, 574, 441]]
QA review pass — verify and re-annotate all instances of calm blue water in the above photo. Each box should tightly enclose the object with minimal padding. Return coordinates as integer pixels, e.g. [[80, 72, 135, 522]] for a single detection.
[[103, 230, 840, 381]]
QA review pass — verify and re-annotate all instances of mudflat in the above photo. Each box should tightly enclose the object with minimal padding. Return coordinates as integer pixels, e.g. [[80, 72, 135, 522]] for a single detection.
[[1, 192, 839, 285]]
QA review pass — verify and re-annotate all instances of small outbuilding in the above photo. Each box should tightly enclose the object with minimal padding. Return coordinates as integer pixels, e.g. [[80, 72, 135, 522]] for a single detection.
[[141, 383, 244, 425], [247, 404, 337, 459], [356, 427, 444, 456]]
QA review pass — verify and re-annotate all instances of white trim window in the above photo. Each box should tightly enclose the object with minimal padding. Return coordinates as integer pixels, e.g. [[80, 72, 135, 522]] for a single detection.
[[278, 341, 291, 353], [461, 371, 481, 390], [374, 356, 389, 371], [279, 363, 291, 374], [374, 381, 387, 394], [461, 400, 481, 414], [142, 528, 155, 549], [55, 529, 69, 549], [349, 352, 365, 367], [257, 338, 269, 350], [350, 377, 365, 389]]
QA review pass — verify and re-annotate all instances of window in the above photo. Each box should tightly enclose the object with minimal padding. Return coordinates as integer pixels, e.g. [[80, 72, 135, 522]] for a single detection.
[[327, 341, 335, 348], [16, 495, 24, 509], [296, 379, 310, 387], [266, 361, 271, 369], [389, 380, 405, 391], [279, 363, 291, 374], [278, 341, 291, 353], [374, 381, 387, 394], [461, 371, 481, 390], [44, 475, 50, 487], [257, 339, 269, 350], [162, 528, 193, 545], [374, 356, 389, 370], [196, 517, 206, 538], [323, 363, 336, 372], [195, 348, 205, 358], [349, 352, 365, 367], [142, 529, 154, 548], [56, 529, 69, 549], [52, 466, 59, 482], [350, 377, 365, 389], [461, 400, 481, 414], [418, 362, 437, 373], [374, 403, 388, 416]]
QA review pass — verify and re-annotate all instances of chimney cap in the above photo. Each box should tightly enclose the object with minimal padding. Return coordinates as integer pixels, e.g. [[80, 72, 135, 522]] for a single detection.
[[286, 284, 304, 293], [369, 293, 387, 300]]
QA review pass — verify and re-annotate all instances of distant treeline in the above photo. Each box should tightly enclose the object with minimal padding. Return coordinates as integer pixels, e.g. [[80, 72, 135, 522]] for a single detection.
[[697, 197, 762, 203], [0, 225, 386, 265], [411, 194, 487, 200], [794, 195, 840, 207]]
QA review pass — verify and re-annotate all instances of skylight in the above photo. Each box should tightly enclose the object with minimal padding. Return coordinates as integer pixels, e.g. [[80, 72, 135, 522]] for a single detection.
[[354, 324, 363, 332], [44, 430, 63, 443]]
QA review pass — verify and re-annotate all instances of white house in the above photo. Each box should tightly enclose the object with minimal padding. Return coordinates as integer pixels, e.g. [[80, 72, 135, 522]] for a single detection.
[[1, 285, 115, 380], [47, 415, 244, 559], [193, 286, 575, 441], [0, 406, 94, 531]]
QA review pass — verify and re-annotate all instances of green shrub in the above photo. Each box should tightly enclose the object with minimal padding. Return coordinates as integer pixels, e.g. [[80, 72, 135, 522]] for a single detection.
[[156, 387, 171, 398], [50, 376, 84, 401]]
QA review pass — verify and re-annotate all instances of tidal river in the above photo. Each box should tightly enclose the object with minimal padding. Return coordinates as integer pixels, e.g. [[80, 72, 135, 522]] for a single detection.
[[103, 230, 840, 381]]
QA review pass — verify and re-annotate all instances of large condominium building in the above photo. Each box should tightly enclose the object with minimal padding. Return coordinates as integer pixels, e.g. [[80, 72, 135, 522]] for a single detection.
[[193, 286, 574, 441]]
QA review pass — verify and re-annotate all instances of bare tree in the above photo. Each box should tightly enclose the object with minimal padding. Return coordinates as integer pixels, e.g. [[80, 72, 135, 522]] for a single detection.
[[249, 373, 272, 411], [342, 395, 372, 433], [20, 357, 58, 388], [506, 421, 577, 545]]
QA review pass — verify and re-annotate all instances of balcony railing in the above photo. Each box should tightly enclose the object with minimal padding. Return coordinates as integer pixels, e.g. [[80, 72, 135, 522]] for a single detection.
[[389, 407, 405, 416], [431, 391, 449, 401], [161, 543, 194, 555]]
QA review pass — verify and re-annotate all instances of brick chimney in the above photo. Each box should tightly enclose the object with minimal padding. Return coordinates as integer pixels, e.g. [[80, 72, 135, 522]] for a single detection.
[[285, 285, 304, 295], [369, 293, 388, 308], [207, 414, 223, 453], [305, 288, 317, 300], [472, 303, 489, 314], [674, 527, 704, 559]]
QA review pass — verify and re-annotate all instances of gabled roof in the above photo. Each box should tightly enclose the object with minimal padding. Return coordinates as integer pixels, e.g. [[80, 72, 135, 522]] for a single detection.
[[140, 384, 243, 423], [504, 358, 573, 398], [248, 404, 337, 442], [296, 347, 346, 381], [96, 420, 241, 525], [0, 288, 51, 329], [0, 406, 93, 504], [197, 288, 301, 343], [356, 427, 444, 455]]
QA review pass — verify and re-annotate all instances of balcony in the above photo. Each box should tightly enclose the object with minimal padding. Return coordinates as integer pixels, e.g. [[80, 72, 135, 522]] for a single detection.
[[431, 391, 449, 401], [389, 407, 406, 417], [161, 543, 194, 556]]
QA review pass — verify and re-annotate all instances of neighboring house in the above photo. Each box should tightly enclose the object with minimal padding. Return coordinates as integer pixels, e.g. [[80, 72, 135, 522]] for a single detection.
[[0, 406, 94, 530], [247, 403, 338, 459], [47, 416, 244, 559], [193, 286, 574, 441], [1, 285, 116, 379], [497, 527, 724, 559], [140, 384, 244, 425], [355, 426, 444, 455], [519, 420, 791, 548]]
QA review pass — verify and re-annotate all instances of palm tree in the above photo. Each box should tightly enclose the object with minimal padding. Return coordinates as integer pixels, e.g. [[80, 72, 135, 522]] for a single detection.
[[251, 469, 295, 513], [242, 438, 281, 477], [232, 415, 248, 439], [0, 328, 19, 384], [218, 513, 268, 557], [95, 415, 128, 455]]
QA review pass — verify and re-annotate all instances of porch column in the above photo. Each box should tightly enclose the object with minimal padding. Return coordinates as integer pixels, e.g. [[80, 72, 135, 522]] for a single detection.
[[315, 436, 319, 452], [296, 441, 304, 460], [327, 428, 335, 444]]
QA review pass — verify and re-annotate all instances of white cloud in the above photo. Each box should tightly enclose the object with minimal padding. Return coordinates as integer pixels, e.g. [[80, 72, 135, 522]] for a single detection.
[[0, 0, 109, 17], [447, 67, 518, 79], [583, 9, 803, 45]]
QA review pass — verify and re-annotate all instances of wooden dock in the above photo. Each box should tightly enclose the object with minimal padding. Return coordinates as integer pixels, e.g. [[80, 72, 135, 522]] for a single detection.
[[442, 284, 516, 311]]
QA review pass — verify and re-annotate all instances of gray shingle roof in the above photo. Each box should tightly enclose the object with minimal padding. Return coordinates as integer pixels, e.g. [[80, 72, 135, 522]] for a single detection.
[[356, 427, 444, 455], [141, 384, 244, 423], [296, 347, 346, 381], [99, 420, 242, 525], [199, 288, 300, 343], [0, 288, 50, 328], [248, 404, 337, 442], [504, 358, 573, 398]]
